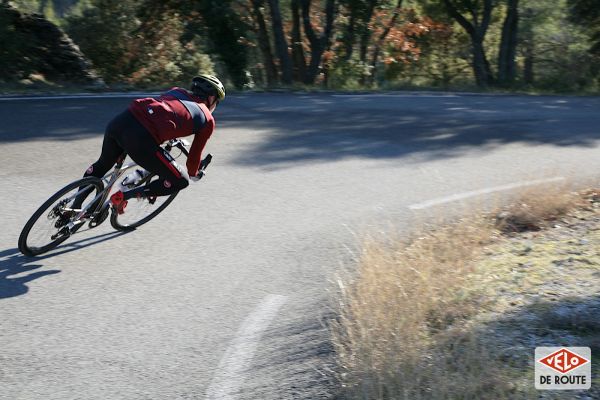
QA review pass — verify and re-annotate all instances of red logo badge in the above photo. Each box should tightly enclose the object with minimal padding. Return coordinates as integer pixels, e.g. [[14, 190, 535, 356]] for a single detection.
[[538, 348, 589, 374]]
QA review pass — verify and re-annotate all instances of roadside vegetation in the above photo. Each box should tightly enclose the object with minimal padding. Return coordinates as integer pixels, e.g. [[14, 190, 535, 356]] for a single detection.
[[1, 0, 599, 94], [332, 184, 600, 399]]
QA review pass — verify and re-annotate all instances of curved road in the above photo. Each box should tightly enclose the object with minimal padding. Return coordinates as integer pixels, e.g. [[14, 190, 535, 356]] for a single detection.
[[1, 92, 600, 399]]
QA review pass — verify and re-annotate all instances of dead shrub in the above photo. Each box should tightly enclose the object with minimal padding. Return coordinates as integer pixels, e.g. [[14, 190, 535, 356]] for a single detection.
[[332, 183, 597, 399], [494, 185, 583, 233], [331, 218, 503, 399]]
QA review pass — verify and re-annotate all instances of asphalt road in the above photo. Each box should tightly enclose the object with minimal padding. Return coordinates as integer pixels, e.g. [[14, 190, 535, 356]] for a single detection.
[[1, 92, 600, 399]]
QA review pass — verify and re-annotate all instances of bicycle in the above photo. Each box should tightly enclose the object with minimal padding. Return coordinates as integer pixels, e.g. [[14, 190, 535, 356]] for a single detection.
[[18, 138, 212, 257]]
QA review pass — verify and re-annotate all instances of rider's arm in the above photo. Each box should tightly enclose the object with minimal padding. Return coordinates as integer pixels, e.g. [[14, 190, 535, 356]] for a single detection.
[[186, 120, 214, 177]]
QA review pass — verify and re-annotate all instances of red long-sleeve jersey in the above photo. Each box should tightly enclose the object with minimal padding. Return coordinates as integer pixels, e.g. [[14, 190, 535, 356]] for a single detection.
[[128, 87, 215, 177]]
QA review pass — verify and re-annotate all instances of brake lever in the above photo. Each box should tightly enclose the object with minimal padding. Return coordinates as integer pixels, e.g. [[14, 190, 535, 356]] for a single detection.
[[201, 154, 213, 170]]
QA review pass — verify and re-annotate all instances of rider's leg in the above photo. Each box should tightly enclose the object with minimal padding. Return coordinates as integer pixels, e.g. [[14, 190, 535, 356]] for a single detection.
[[106, 111, 189, 210], [121, 146, 190, 200], [83, 112, 129, 179], [72, 113, 128, 210], [110, 146, 189, 214]]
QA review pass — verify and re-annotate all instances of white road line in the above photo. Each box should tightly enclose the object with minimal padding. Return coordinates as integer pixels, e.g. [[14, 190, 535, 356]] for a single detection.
[[408, 177, 566, 210], [205, 294, 287, 400]]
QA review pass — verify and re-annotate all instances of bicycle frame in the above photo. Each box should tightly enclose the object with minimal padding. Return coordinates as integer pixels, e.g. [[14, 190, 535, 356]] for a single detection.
[[19, 138, 204, 256], [60, 138, 191, 233]]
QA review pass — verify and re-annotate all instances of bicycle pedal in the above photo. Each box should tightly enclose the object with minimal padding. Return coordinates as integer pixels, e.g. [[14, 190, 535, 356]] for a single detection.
[[89, 206, 110, 228]]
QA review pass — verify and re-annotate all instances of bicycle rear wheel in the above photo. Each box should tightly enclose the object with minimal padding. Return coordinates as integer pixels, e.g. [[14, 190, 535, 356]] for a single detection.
[[18, 177, 104, 257], [110, 174, 178, 231]]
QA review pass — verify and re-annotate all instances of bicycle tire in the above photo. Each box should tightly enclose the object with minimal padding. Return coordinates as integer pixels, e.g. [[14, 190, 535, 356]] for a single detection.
[[18, 177, 104, 257], [109, 175, 178, 232]]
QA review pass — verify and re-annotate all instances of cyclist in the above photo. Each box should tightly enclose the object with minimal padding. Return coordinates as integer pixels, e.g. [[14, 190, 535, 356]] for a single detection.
[[78, 74, 225, 214]]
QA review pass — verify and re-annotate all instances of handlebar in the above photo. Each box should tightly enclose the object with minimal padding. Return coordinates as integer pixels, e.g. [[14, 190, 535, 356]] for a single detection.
[[200, 154, 212, 171], [165, 138, 190, 157], [165, 138, 213, 177]]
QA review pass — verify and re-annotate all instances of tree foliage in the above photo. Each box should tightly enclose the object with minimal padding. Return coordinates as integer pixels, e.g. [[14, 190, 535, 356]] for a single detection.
[[65, 0, 216, 86], [4, 0, 600, 91], [195, 0, 250, 88], [65, 0, 139, 82], [569, 0, 600, 54]]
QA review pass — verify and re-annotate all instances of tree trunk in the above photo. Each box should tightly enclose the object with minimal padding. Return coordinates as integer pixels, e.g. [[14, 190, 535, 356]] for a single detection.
[[443, 0, 494, 87], [368, 0, 403, 86], [267, 0, 293, 84], [301, 0, 336, 84], [522, 7, 534, 85], [291, 0, 306, 82], [358, 0, 377, 85], [359, 0, 377, 64], [342, 10, 357, 61], [472, 36, 491, 87], [498, 0, 519, 86], [523, 37, 534, 85], [250, 0, 278, 87]]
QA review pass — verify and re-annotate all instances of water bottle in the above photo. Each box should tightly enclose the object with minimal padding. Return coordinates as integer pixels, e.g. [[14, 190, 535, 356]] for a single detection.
[[122, 169, 150, 187]]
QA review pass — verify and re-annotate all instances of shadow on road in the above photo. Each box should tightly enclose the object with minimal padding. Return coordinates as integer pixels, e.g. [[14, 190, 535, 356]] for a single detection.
[[245, 306, 337, 399], [0, 97, 132, 142], [2, 94, 599, 169], [0, 230, 127, 299], [220, 94, 600, 168]]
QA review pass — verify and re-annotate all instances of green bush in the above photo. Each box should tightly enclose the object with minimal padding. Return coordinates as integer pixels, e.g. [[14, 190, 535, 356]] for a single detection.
[[0, 4, 36, 80], [66, 0, 215, 86], [65, 0, 140, 82]]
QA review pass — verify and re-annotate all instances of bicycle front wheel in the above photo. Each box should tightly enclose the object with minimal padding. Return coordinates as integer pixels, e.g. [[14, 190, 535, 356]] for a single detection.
[[18, 177, 104, 257], [110, 175, 178, 231]]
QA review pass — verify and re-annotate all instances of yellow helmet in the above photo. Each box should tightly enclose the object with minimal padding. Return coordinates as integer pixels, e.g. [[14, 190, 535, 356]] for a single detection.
[[191, 74, 226, 101]]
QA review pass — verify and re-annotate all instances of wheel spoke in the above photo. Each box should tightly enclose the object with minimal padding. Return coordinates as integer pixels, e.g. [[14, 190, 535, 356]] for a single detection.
[[110, 172, 177, 231], [19, 178, 104, 256], [117, 195, 173, 226]]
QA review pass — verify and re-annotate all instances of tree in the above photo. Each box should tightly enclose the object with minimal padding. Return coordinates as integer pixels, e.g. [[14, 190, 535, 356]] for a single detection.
[[339, 0, 360, 61], [521, 6, 534, 85], [568, 0, 600, 54], [441, 0, 494, 87], [497, 0, 519, 85], [132, 3, 209, 86], [358, 0, 377, 65], [66, 0, 140, 82], [268, 0, 294, 84], [67, 0, 216, 86], [196, 0, 250, 88], [366, 0, 403, 85], [291, 0, 307, 82], [300, 0, 337, 83], [335, 0, 383, 83], [521, 0, 598, 91], [248, 0, 278, 86]]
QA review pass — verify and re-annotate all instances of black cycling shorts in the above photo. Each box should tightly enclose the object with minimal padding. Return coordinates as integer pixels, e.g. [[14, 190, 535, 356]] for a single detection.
[[84, 110, 189, 197]]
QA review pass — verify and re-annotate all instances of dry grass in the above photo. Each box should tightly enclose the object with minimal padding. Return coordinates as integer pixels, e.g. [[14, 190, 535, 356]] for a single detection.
[[332, 185, 591, 399], [494, 184, 584, 233]]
